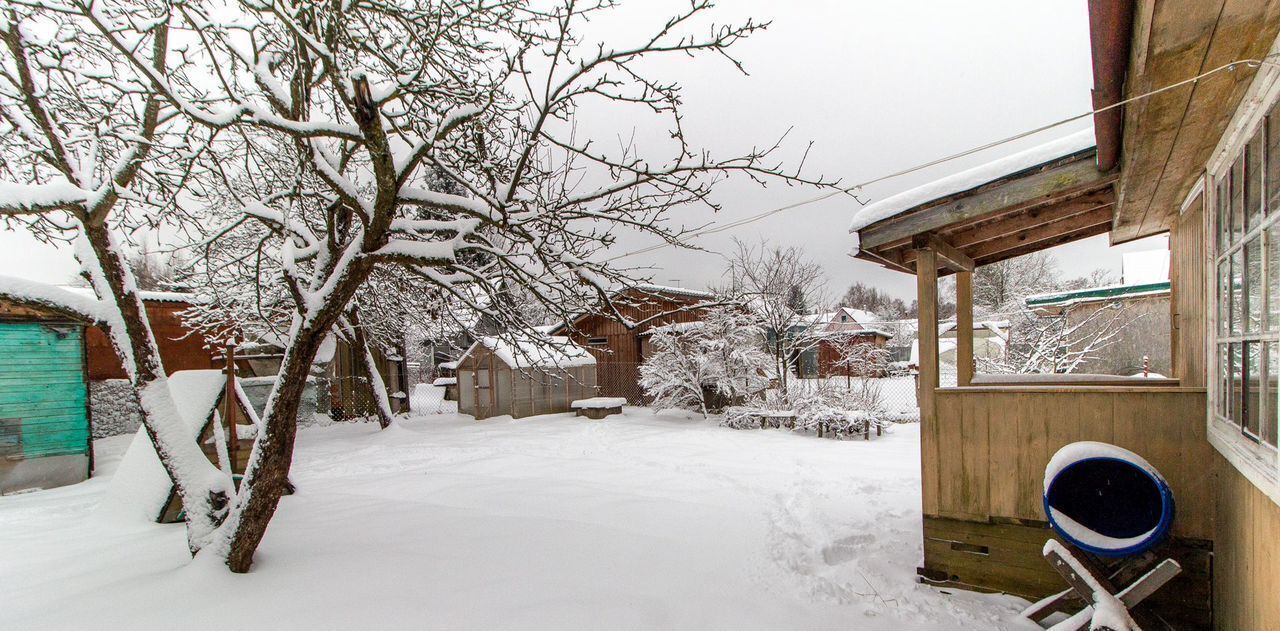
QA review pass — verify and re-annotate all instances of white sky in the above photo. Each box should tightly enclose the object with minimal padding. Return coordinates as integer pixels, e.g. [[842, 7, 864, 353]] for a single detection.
[[0, 0, 1166, 298]]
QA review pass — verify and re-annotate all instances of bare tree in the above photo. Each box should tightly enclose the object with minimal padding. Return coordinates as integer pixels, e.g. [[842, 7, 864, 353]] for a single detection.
[[8, 0, 831, 572], [720, 238, 830, 395], [982, 302, 1143, 375]]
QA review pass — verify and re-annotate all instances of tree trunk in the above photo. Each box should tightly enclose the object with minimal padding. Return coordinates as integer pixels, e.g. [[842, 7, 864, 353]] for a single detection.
[[77, 221, 229, 551], [220, 259, 375, 572], [220, 324, 324, 572], [344, 309, 395, 429]]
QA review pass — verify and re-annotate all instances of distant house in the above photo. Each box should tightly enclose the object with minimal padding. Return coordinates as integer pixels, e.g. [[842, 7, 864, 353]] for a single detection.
[[909, 320, 1009, 384], [456, 335, 596, 420], [1024, 250, 1172, 376], [552, 284, 718, 403], [800, 307, 894, 377]]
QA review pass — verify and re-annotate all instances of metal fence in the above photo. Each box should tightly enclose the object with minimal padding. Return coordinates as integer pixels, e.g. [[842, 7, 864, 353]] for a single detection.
[[592, 361, 920, 418], [594, 362, 649, 405]]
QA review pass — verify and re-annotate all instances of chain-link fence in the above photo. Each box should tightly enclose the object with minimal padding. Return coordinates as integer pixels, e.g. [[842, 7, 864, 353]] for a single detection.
[[317, 375, 412, 421], [594, 362, 648, 405], [591, 361, 919, 419], [408, 382, 456, 415]]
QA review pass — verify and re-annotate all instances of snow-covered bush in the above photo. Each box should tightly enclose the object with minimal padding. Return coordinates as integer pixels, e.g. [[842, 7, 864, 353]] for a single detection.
[[640, 307, 772, 416]]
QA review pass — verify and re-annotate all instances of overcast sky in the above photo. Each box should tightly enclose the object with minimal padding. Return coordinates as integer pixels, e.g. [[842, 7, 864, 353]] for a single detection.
[[0, 1, 1165, 299]]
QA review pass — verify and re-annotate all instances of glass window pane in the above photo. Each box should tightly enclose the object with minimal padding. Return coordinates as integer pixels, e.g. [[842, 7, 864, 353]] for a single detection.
[[1270, 111, 1280, 214], [1247, 133, 1264, 231], [1219, 176, 1231, 252], [1246, 341, 1263, 438], [1271, 226, 1280, 330], [1267, 342, 1278, 446], [1231, 342, 1244, 425], [1220, 344, 1231, 418], [1232, 249, 1245, 335], [1232, 154, 1246, 244], [1220, 259, 1231, 336], [1247, 236, 1263, 332]]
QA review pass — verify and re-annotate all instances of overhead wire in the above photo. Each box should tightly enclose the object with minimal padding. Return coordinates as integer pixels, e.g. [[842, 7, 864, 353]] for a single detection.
[[606, 56, 1280, 263]]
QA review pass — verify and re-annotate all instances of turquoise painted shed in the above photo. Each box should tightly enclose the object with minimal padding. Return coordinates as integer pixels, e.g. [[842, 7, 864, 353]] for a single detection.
[[0, 297, 91, 495]]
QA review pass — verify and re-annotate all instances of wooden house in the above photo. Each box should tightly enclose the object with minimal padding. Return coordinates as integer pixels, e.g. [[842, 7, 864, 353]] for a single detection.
[[806, 307, 895, 378], [552, 284, 718, 403], [456, 335, 596, 420], [848, 2, 1280, 627], [0, 283, 97, 495]]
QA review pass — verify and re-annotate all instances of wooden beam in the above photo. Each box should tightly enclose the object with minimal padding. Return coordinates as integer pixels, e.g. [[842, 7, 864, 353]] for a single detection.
[[964, 206, 1114, 262], [973, 221, 1114, 267], [956, 270, 974, 387], [874, 185, 1115, 252], [898, 203, 1114, 269], [912, 233, 974, 272], [858, 155, 1114, 250]]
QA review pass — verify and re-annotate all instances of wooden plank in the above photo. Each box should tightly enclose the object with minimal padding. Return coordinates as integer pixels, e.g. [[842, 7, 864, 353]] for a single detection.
[[859, 154, 1112, 250]]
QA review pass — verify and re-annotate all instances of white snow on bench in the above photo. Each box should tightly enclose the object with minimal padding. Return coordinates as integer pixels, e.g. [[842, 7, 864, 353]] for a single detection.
[[571, 397, 626, 409], [432, 377, 457, 386]]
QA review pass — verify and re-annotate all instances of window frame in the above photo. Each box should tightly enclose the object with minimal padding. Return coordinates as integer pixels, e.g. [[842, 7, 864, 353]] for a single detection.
[[1207, 55, 1280, 505]]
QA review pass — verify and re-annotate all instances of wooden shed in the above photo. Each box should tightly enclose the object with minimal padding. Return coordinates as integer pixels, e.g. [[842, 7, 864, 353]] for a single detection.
[[456, 335, 597, 420], [0, 283, 97, 495]]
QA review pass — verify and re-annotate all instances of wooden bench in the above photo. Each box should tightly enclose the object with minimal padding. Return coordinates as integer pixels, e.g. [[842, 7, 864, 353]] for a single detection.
[[571, 397, 626, 420]]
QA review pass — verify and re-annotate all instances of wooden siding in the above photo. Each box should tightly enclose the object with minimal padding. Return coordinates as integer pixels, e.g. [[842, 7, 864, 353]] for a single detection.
[[927, 387, 1214, 540], [1214, 450, 1280, 631], [559, 288, 712, 401], [1114, 0, 1280, 242], [85, 300, 216, 380], [0, 322, 88, 460], [1171, 190, 1208, 387]]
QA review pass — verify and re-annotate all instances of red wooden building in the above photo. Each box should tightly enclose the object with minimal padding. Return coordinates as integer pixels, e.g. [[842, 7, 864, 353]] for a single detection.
[[552, 284, 717, 403], [78, 290, 218, 380]]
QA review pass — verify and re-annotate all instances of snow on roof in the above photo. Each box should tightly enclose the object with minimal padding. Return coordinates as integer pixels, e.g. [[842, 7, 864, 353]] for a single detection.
[[0, 275, 105, 322], [1025, 281, 1171, 309], [59, 285, 199, 304], [1121, 249, 1170, 285], [459, 334, 596, 369], [848, 129, 1097, 245], [629, 283, 714, 299]]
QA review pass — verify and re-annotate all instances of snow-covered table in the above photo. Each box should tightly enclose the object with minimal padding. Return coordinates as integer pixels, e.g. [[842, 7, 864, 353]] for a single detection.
[[571, 397, 626, 420]]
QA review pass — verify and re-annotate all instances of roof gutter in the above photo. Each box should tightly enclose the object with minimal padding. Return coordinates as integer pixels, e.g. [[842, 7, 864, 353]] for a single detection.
[[1088, 0, 1134, 173]]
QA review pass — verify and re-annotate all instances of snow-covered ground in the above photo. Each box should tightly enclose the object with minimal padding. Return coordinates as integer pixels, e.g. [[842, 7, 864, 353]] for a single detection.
[[0, 410, 1035, 630]]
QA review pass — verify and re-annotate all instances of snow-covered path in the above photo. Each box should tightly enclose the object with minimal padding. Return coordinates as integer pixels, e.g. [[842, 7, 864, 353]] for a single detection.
[[0, 410, 1036, 630]]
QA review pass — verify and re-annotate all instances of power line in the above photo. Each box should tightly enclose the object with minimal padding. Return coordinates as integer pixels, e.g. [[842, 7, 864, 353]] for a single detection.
[[607, 56, 1280, 262]]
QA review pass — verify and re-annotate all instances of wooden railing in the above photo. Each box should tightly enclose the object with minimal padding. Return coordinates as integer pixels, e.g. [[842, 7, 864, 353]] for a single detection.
[[925, 385, 1212, 541]]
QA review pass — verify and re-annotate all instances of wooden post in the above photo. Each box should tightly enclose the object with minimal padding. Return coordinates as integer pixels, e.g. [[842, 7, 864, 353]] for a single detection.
[[916, 247, 939, 517], [916, 248, 939, 421], [224, 340, 238, 473], [956, 270, 974, 386]]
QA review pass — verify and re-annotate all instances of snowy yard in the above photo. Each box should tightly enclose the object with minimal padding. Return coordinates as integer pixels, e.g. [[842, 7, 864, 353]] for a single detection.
[[0, 410, 1034, 630]]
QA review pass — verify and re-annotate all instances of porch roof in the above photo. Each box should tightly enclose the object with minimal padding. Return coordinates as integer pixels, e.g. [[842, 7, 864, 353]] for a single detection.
[[849, 141, 1118, 276]]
